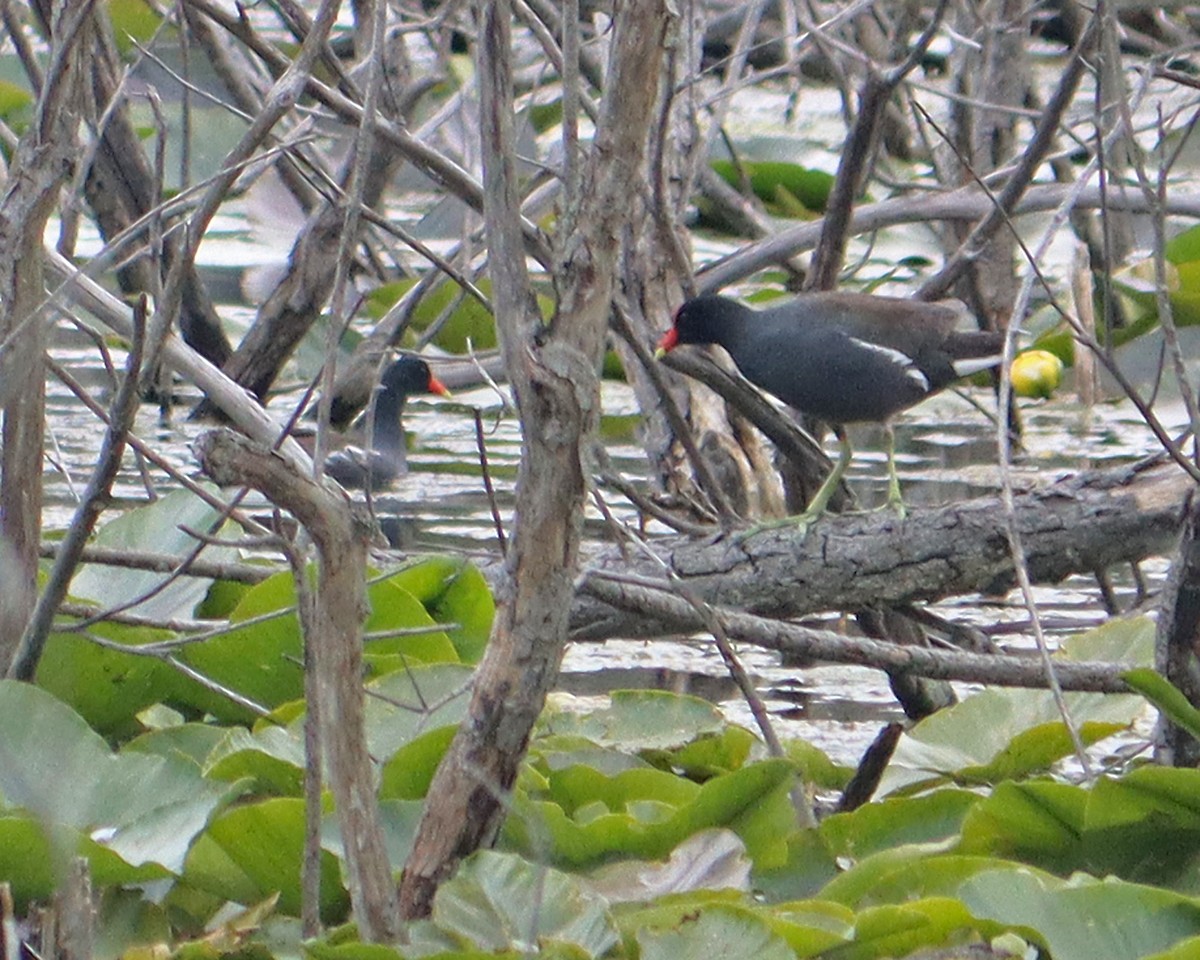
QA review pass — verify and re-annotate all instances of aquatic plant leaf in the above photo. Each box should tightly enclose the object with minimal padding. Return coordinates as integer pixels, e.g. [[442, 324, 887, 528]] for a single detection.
[[958, 780, 1087, 872], [378, 556, 493, 662], [653, 726, 757, 778], [176, 566, 464, 723], [636, 902, 794, 960], [878, 618, 1149, 796], [837, 897, 992, 960], [582, 829, 752, 903], [754, 829, 841, 904], [961, 770, 1200, 889], [818, 846, 1004, 910], [366, 278, 499, 352], [960, 868, 1200, 960], [819, 790, 980, 863], [123, 722, 229, 769], [431, 850, 619, 956], [1166, 223, 1200, 264], [69, 487, 241, 621], [0, 817, 175, 916], [185, 798, 349, 922], [363, 579, 461, 666], [1122, 667, 1200, 741], [0, 80, 33, 132], [765, 899, 855, 957], [107, 0, 166, 54], [205, 725, 306, 796], [378, 725, 457, 800], [710, 159, 834, 215], [424, 561, 494, 663], [547, 765, 698, 816], [537, 689, 727, 754], [304, 941, 408, 960], [37, 620, 179, 739], [1081, 767, 1200, 888], [361, 663, 474, 761], [0, 682, 235, 877], [505, 759, 794, 870], [783, 738, 853, 790]]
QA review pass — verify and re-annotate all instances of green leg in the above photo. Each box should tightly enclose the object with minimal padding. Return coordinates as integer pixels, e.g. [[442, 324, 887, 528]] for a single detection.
[[883, 423, 906, 519], [806, 426, 853, 519], [736, 427, 853, 541]]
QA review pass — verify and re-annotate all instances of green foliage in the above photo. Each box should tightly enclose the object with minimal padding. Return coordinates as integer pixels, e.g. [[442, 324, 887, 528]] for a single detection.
[[1122, 667, 1200, 741], [70, 487, 244, 621], [364, 277, 556, 354], [709, 159, 835, 217], [36, 620, 180, 739], [183, 798, 349, 922], [504, 758, 797, 870], [0, 80, 33, 140], [431, 851, 619, 955], [1040, 222, 1200, 360], [878, 615, 1151, 796], [37, 492, 493, 734], [15, 512, 1200, 960], [105, 0, 167, 55]]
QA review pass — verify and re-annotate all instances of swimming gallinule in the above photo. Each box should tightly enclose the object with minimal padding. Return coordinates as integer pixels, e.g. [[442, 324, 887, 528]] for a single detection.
[[656, 292, 1004, 526], [322, 355, 450, 490]]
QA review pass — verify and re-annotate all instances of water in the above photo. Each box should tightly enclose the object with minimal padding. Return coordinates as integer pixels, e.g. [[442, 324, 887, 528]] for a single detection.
[[34, 41, 1190, 767], [41, 304, 1177, 767]]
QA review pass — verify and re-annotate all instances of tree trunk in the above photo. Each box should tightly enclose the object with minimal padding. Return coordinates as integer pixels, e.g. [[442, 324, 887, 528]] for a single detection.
[[0, 0, 86, 669], [397, 0, 672, 920], [1154, 493, 1200, 767], [194, 429, 399, 941], [30, 0, 233, 368]]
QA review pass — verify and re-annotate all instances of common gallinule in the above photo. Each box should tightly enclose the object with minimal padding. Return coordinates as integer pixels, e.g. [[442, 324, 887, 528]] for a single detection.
[[656, 292, 1005, 525], [322, 355, 450, 490]]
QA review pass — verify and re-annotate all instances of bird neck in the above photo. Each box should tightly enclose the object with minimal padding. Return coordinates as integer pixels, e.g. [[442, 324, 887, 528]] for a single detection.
[[368, 393, 407, 457]]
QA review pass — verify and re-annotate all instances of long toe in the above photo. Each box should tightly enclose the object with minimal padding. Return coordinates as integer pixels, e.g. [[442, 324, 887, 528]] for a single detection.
[[733, 509, 822, 544]]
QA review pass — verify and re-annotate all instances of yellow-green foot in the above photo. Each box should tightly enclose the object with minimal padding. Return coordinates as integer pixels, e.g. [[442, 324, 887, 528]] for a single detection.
[[732, 511, 819, 544]]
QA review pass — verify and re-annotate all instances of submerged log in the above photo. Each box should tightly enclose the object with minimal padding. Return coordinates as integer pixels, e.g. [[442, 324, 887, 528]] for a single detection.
[[571, 457, 1193, 640]]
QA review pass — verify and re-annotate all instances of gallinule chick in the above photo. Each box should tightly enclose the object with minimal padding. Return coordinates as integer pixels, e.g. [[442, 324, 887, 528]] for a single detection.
[[656, 292, 1004, 527], [322, 355, 450, 490]]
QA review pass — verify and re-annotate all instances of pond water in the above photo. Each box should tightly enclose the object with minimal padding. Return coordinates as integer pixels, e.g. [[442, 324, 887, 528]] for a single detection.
[[32, 33, 1193, 768], [44, 300, 1179, 767]]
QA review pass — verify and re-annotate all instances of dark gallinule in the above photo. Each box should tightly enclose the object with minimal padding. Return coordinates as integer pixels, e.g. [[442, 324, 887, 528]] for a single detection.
[[656, 292, 1005, 526], [322, 355, 450, 490]]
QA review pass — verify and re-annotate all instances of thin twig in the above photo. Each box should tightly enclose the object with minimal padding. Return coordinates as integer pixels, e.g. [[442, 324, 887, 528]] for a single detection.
[[9, 298, 147, 679], [473, 408, 507, 554]]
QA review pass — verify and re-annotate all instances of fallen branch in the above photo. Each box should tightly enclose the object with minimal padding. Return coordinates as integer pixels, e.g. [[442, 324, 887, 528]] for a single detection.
[[579, 570, 1134, 693], [571, 457, 1189, 640]]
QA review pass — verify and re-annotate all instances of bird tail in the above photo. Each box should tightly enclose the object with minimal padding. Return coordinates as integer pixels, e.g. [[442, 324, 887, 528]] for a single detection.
[[946, 331, 1005, 377]]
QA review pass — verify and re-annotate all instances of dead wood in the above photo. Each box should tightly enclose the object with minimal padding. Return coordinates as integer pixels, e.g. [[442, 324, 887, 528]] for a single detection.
[[28, 0, 233, 367], [194, 427, 399, 941], [578, 572, 1133, 694], [1154, 490, 1200, 766], [570, 457, 1192, 641], [396, 0, 671, 920], [0, 0, 87, 670]]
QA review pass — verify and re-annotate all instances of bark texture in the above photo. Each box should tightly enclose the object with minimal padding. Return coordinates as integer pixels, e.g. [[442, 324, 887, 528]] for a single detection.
[[29, 0, 233, 367], [0, 0, 86, 669], [570, 459, 1193, 640], [1154, 492, 1200, 766], [396, 0, 671, 920], [195, 429, 399, 941]]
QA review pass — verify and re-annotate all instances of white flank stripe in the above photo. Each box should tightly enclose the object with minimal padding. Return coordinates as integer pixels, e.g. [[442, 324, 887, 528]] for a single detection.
[[848, 337, 929, 391], [952, 355, 1002, 377]]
